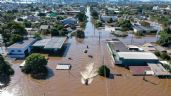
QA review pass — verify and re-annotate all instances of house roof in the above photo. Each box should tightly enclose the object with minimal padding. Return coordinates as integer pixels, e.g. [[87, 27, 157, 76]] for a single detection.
[[129, 66, 151, 75], [40, 25, 49, 30], [108, 40, 130, 52], [8, 38, 36, 49], [117, 52, 158, 60], [148, 63, 171, 76]]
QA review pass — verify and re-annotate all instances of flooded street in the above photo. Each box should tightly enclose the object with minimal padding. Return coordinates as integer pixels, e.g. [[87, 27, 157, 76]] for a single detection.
[[1, 6, 171, 96]]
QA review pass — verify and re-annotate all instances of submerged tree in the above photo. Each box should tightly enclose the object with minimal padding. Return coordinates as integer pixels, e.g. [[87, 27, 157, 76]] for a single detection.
[[22, 53, 48, 79], [98, 65, 110, 77], [0, 54, 14, 86]]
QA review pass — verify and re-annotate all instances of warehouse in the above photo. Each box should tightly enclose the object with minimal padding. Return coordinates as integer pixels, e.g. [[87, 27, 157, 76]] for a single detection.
[[115, 52, 159, 66], [32, 37, 67, 52]]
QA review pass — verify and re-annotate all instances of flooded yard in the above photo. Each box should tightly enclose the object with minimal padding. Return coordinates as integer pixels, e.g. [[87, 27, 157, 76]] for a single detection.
[[1, 6, 171, 96]]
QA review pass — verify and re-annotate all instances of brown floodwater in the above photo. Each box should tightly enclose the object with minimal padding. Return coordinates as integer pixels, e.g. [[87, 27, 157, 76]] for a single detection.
[[1, 6, 171, 96]]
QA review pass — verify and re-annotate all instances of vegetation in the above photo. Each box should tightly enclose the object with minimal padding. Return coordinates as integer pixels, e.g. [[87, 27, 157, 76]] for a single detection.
[[22, 53, 48, 79], [154, 51, 171, 60], [34, 33, 42, 40], [95, 20, 103, 28], [10, 34, 24, 43], [98, 65, 110, 77], [76, 12, 87, 22], [0, 54, 14, 82], [163, 64, 171, 73], [91, 10, 99, 20], [116, 19, 132, 31], [38, 13, 46, 17], [50, 23, 69, 36], [0, 22, 27, 46], [157, 28, 171, 47], [76, 29, 85, 38]]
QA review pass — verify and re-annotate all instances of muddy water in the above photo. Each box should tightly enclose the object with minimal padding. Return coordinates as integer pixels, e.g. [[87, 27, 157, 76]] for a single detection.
[[1, 6, 171, 96]]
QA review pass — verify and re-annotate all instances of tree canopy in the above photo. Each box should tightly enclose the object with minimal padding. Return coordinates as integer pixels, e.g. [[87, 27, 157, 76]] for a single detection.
[[158, 28, 171, 46], [76, 12, 87, 22], [98, 65, 110, 77], [0, 54, 14, 77], [22, 53, 48, 79]]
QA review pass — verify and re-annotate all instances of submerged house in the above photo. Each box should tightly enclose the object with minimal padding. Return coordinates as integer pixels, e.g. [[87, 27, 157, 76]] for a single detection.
[[101, 16, 118, 23], [32, 37, 67, 52], [7, 38, 36, 58], [107, 39, 159, 66]]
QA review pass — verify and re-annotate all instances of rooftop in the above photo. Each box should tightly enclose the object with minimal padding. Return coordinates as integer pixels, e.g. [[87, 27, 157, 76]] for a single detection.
[[129, 66, 151, 76], [33, 37, 67, 49], [40, 25, 49, 30], [108, 40, 130, 52], [148, 63, 171, 76], [117, 52, 158, 60], [8, 38, 36, 49]]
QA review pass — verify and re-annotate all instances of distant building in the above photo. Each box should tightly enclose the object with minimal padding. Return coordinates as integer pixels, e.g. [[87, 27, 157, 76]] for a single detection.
[[61, 17, 77, 26], [40, 25, 51, 31], [153, 6, 160, 11], [79, 6, 85, 12], [133, 24, 157, 34], [101, 16, 118, 23], [7, 38, 36, 58]]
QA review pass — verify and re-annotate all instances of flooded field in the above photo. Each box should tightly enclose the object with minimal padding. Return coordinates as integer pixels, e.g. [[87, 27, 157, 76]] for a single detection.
[[1, 7, 171, 96]]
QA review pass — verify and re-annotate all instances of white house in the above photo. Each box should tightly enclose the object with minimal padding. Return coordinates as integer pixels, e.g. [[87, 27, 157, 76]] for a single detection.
[[7, 38, 36, 58]]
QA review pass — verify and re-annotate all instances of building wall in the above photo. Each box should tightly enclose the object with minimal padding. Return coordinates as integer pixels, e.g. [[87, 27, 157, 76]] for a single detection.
[[119, 58, 159, 66]]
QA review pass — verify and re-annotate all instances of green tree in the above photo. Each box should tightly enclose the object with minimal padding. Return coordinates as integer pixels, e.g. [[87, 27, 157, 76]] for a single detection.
[[34, 33, 42, 40], [91, 10, 99, 19], [158, 28, 171, 46], [51, 28, 59, 36], [22, 53, 48, 79], [10, 34, 23, 43], [0, 54, 14, 79], [117, 20, 132, 31], [24, 20, 32, 28], [95, 20, 103, 28], [76, 30, 85, 38], [98, 65, 110, 77], [76, 12, 87, 22]]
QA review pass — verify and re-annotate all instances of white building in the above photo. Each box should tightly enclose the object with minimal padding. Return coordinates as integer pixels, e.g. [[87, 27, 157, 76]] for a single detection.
[[7, 38, 36, 58], [152, 6, 160, 11]]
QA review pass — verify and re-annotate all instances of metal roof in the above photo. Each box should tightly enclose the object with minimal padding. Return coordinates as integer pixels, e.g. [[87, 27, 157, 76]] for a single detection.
[[33, 37, 67, 49], [8, 38, 36, 49], [148, 63, 171, 76], [108, 41, 130, 52], [117, 52, 158, 60]]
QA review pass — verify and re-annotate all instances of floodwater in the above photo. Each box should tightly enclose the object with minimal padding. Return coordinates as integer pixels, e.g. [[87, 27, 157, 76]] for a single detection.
[[1, 6, 171, 96]]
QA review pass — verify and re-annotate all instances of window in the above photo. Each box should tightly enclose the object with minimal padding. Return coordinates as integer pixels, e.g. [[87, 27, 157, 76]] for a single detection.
[[11, 50, 15, 52], [18, 50, 21, 52]]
